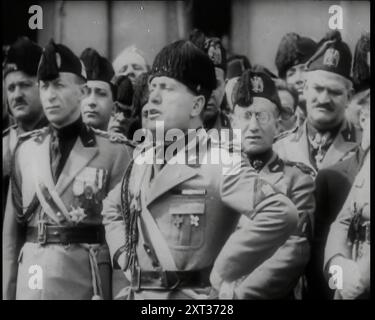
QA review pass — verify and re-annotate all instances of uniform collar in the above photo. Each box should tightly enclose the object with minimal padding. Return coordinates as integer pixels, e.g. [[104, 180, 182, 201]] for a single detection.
[[247, 149, 274, 172], [49, 116, 96, 147]]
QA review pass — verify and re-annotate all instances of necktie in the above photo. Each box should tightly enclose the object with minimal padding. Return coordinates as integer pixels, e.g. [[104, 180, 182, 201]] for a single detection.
[[50, 132, 62, 182]]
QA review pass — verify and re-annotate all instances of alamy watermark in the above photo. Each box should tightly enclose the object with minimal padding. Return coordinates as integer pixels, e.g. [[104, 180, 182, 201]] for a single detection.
[[132, 122, 243, 175]]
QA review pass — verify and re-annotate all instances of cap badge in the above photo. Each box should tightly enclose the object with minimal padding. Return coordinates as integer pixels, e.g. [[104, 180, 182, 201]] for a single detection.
[[323, 48, 340, 68], [250, 76, 264, 93], [208, 43, 222, 65]]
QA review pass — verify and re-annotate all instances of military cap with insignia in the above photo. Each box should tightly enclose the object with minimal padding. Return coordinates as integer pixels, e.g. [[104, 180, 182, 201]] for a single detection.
[[275, 33, 318, 79], [189, 29, 227, 74], [150, 39, 217, 101], [3, 37, 42, 79], [37, 39, 87, 81], [306, 30, 352, 80], [234, 69, 281, 110], [80, 47, 116, 97]]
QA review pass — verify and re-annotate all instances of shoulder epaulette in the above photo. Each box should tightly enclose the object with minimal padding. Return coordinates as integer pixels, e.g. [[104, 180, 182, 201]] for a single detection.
[[283, 160, 315, 176], [3, 124, 17, 137], [92, 128, 135, 148], [18, 127, 49, 143], [274, 126, 298, 142]]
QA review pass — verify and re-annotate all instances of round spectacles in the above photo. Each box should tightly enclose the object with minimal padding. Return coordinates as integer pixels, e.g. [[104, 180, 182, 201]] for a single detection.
[[241, 111, 271, 125]]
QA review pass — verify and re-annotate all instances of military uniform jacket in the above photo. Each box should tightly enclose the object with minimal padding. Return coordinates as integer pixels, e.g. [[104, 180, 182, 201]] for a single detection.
[[273, 120, 360, 176], [103, 137, 298, 299], [3, 125, 133, 300], [229, 152, 315, 299], [324, 152, 370, 291]]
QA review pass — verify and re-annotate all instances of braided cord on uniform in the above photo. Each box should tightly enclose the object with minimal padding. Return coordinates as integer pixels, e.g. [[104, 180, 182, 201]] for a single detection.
[[10, 139, 40, 225], [120, 159, 138, 271]]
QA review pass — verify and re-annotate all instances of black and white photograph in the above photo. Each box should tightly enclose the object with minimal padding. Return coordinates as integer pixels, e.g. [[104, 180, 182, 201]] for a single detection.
[[1, 0, 371, 307]]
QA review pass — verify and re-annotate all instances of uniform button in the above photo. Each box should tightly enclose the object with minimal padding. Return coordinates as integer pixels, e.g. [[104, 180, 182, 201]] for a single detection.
[[57, 212, 61, 217]]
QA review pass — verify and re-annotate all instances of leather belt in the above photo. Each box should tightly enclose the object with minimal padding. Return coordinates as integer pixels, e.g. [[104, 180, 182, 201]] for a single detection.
[[131, 266, 212, 291], [26, 225, 105, 245]]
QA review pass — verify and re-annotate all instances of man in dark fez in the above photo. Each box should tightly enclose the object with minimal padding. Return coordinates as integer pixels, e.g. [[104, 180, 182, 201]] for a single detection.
[[306, 84, 370, 300], [274, 31, 361, 176], [275, 32, 318, 127], [80, 48, 117, 132], [102, 39, 297, 299], [228, 69, 315, 299], [3, 40, 133, 300], [3, 37, 48, 215]]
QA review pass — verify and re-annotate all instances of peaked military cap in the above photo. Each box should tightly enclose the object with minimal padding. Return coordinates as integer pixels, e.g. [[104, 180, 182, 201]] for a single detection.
[[37, 39, 87, 81], [3, 37, 42, 78], [234, 69, 281, 110], [275, 33, 318, 79], [306, 30, 352, 80], [150, 40, 216, 97]]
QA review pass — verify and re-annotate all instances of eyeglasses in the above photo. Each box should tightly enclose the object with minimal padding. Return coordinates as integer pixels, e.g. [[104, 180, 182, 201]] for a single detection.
[[239, 111, 272, 125], [111, 102, 133, 118]]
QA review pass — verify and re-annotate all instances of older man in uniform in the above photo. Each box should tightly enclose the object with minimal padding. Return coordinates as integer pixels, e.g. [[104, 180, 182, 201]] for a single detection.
[[3, 40, 133, 300], [274, 31, 360, 176], [305, 90, 370, 299], [226, 70, 315, 299], [3, 37, 48, 214], [102, 40, 298, 299], [80, 48, 117, 132]]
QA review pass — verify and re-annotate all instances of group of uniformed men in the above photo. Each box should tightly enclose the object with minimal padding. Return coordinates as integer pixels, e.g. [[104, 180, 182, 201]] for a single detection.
[[2, 26, 370, 300]]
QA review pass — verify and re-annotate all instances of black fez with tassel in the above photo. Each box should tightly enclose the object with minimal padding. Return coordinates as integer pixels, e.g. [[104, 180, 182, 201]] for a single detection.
[[306, 30, 352, 80], [37, 39, 87, 81], [275, 33, 318, 79], [234, 69, 281, 111], [80, 47, 116, 97]]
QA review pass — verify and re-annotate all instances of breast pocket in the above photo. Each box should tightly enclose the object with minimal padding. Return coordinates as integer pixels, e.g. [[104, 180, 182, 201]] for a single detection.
[[167, 195, 206, 250], [72, 167, 108, 218]]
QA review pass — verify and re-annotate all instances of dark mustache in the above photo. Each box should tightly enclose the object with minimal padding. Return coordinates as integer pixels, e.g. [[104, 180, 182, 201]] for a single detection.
[[13, 97, 27, 106], [315, 103, 334, 111]]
